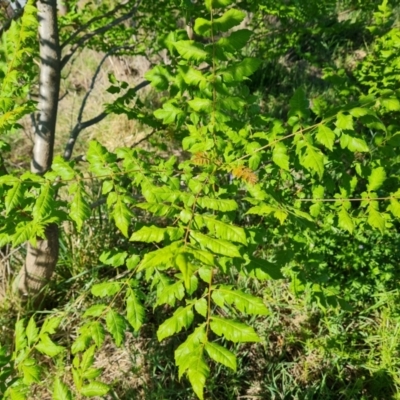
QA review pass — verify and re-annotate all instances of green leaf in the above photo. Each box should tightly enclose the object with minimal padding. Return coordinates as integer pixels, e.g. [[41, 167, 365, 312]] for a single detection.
[[81, 345, 95, 371], [69, 182, 91, 232], [106, 310, 126, 347], [197, 197, 238, 211], [223, 58, 262, 82], [175, 253, 195, 289], [91, 282, 120, 297], [388, 198, 400, 217], [99, 250, 127, 267], [130, 225, 183, 243], [157, 306, 194, 341], [272, 142, 290, 170], [126, 292, 145, 332], [36, 334, 64, 357], [210, 316, 260, 342], [156, 280, 185, 307], [40, 317, 62, 335], [22, 359, 40, 384], [215, 286, 269, 315], [5, 181, 23, 213], [190, 231, 241, 258], [188, 97, 213, 113], [367, 206, 385, 233], [301, 146, 324, 178], [205, 342, 236, 371], [138, 241, 181, 271], [368, 167, 386, 192], [90, 321, 105, 348], [289, 87, 309, 119], [80, 381, 109, 397], [53, 378, 72, 400], [26, 317, 39, 346], [338, 207, 354, 234], [336, 113, 353, 130], [145, 65, 170, 90], [112, 196, 133, 237], [203, 216, 247, 245], [340, 134, 369, 152], [194, 298, 208, 317], [216, 29, 252, 52], [32, 183, 54, 220], [316, 125, 335, 151], [83, 304, 107, 317], [381, 97, 400, 111], [174, 40, 209, 62], [214, 9, 246, 32]]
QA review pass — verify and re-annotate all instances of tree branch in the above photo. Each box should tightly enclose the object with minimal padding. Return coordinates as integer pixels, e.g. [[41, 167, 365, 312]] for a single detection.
[[61, 1, 131, 49], [63, 52, 150, 161], [61, 1, 141, 70]]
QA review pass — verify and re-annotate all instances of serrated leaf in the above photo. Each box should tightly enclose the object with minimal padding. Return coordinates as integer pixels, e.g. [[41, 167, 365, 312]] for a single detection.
[[382, 97, 400, 111], [53, 378, 72, 400], [99, 250, 127, 267], [338, 207, 354, 233], [190, 231, 241, 258], [301, 146, 324, 178], [174, 40, 208, 62], [368, 167, 386, 192], [216, 29, 252, 52], [157, 306, 194, 341], [388, 198, 400, 217], [83, 304, 107, 317], [69, 183, 90, 232], [203, 216, 247, 244], [36, 334, 64, 357], [194, 298, 208, 317], [216, 286, 269, 315], [5, 181, 23, 213], [272, 142, 290, 170], [336, 113, 353, 130], [22, 361, 40, 384], [156, 280, 185, 307], [289, 87, 309, 119], [26, 317, 39, 346], [81, 346, 96, 371], [316, 125, 335, 151], [130, 226, 184, 243], [214, 9, 246, 32], [197, 197, 238, 211], [90, 321, 105, 348], [106, 310, 125, 347], [205, 342, 236, 371], [223, 58, 261, 82], [112, 197, 133, 237], [91, 282, 120, 297], [341, 134, 369, 152], [188, 98, 213, 112], [126, 292, 145, 331], [138, 241, 181, 271], [367, 206, 385, 233], [40, 317, 62, 335], [210, 316, 260, 342], [145, 65, 170, 90], [80, 381, 109, 397], [32, 183, 54, 220]]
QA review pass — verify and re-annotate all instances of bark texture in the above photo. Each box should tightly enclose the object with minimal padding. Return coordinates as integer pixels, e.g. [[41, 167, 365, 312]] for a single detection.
[[15, 0, 60, 299]]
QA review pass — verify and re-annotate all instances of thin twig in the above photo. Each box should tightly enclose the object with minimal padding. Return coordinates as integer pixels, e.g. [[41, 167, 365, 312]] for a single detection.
[[63, 77, 150, 161], [61, 1, 141, 70]]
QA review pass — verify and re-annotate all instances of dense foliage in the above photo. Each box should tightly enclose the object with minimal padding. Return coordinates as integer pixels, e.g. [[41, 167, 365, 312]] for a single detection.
[[0, 0, 400, 399]]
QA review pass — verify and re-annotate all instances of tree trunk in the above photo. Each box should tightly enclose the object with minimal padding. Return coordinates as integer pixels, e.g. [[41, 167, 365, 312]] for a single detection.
[[14, 0, 61, 300]]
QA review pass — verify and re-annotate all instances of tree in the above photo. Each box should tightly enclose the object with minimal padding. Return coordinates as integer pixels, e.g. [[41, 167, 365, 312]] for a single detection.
[[0, 0, 400, 398]]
